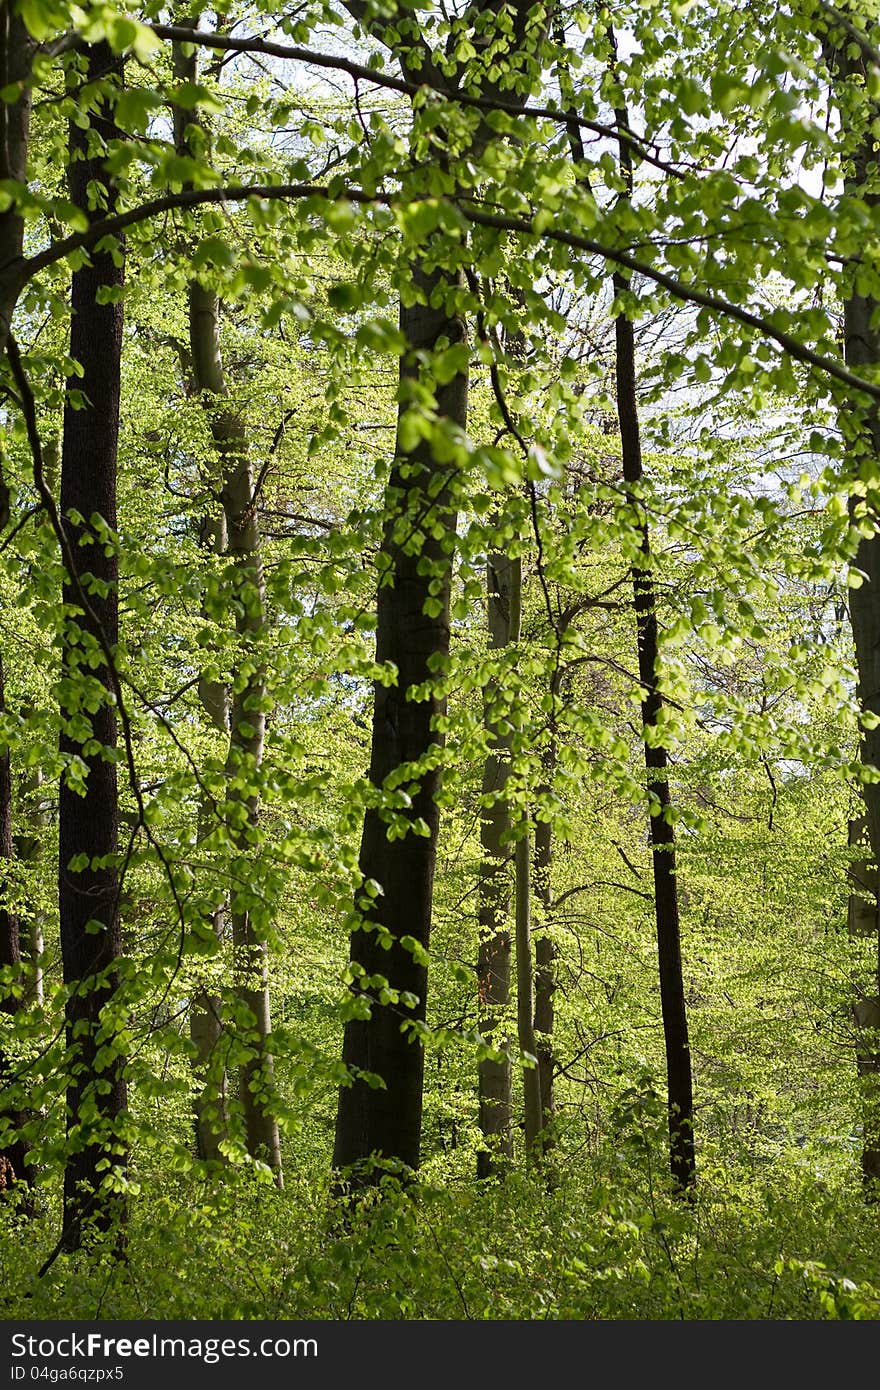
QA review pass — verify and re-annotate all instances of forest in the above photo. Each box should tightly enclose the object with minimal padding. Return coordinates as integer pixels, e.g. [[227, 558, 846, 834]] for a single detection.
[[1, 0, 880, 1323]]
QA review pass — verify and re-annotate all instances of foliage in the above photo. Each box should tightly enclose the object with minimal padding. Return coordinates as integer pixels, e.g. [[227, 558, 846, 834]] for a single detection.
[[2, 0, 880, 1320]]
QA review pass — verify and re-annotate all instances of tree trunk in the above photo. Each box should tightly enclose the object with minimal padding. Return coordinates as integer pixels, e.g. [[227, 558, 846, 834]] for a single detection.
[[188, 510, 230, 1165], [516, 814, 543, 1154], [172, 21, 232, 1169], [333, 264, 468, 1186], [846, 816, 880, 1188], [221, 450, 282, 1182], [20, 770, 46, 1005], [497, 549, 543, 1156], [189, 244, 281, 1189], [615, 294, 695, 1194], [587, 13, 695, 1192], [477, 548, 517, 1176], [332, 2, 536, 1190], [0, 8, 33, 369], [823, 31, 880, 1195], [58, 42, 128, 1251]]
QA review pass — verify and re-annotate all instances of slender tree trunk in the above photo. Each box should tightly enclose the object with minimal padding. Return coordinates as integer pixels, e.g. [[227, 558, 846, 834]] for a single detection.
[[187, 251, 281, 1182], [841, 281, 880, 891], [332, 4, 536, 1189], [187, 282, 282, 1178], [20, 770, 46, 1005], [846, 817, 880, 1189], [583, 12, 695, 1192], [497, 550, 543, 1155], [172, 21, 232, 1168], [823, 33, 880, 1195], [333, 264, 468, 1186], [189, 508, 230, 1164], [533, 826, 555, 1135], [615, 295, 695, 1193], [0, 654, 31, 1203], [516, 814, 543, 1154], [221, 454, 282, 1182], [0, 7, 33, 367], [58, 43, 128, 1250], [477, 549, 516, 1176]]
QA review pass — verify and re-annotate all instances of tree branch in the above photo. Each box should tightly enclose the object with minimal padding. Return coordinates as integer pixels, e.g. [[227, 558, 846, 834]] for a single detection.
[[148, 22, 681, 176], [23, 181, 880, 405]]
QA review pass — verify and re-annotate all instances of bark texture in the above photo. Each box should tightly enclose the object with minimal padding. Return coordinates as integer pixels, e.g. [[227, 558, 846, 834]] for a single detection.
[[58, 43, 128, 1250], [615, 295, 695, 1194], [598, 14, 694, 1191], [174, 24, 281, 1182], [515, 816, 543, 1154], [333, 265, 467, 1183], [0, 7, 32, 368], [172, 21, 232, 1169], [477, 549, 517, 1175], [846, 817, 880, 1187], [333, 2, 538, 1186], [824, 33, 880, 1194]]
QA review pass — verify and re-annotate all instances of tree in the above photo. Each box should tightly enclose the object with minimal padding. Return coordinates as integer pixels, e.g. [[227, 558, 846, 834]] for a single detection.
[[476, 541, 517, 1173], [172, 16, 282, 1185], [333, 0, 539, 1184], [820, 8, 880, 1195], [55, 40, 128, 1250]]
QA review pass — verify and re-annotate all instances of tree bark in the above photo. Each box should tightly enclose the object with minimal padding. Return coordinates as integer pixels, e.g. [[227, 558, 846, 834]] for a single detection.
[[0, 6, 33, 370], [333, 264, 467, 1185], [516, 811, 543, 1154], [221, 451, 282, 1182], [615, 296, 695, 1194], [582, 13, 695, 1193], [172, 19, 232, 1169], [846, 817, 880, 1189], [58, 42, 128, 1251], [477, 548, 516, 1176], [332, 2, 537, 1189], [822, 30, 880, 1195], [189, 509, 230, 1165], [172, 23, 282, 1183]]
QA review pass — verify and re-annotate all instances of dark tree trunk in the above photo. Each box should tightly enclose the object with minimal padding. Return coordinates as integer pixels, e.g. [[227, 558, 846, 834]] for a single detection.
[[533, 824, 555, 1136], [615, 293, 695, 1194], [332, 1, 536, 1190], [846, 818, 880, 1188], [0, 8, 33, 369], [477, 549, 516, 1176], [841, 271, 880, 1196], [172, 23, 233, 1171], [20, 769, 47, 1005], [0, 654, 31, 1203], [58, 43, 127, 1251], [515, 813, 543, 1154], [822, 31, 880, 1195], [591, 12, 694, 1192], [333, 264, 467, 1185]]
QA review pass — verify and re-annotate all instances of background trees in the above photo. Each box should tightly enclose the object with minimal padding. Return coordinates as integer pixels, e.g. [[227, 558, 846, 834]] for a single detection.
[[0, 0, 880, 1318]]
